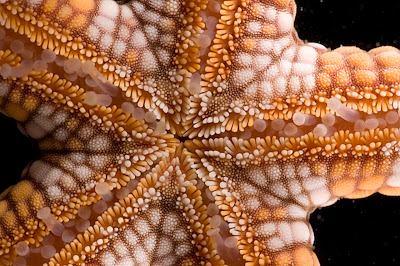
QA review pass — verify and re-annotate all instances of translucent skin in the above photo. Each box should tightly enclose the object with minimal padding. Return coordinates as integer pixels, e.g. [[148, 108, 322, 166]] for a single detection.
[[0, 0, 398, 265]]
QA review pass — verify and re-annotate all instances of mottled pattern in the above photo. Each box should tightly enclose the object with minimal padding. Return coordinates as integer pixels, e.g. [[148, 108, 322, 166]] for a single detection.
[[0, 0, 398, 265]]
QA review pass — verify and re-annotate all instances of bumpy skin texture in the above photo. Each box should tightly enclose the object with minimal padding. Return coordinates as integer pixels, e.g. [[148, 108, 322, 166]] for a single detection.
[[0, 0, 399, 265]]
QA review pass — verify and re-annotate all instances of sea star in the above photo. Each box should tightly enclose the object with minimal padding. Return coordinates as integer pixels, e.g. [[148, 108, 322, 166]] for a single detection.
[[0, 0, 399, 266]]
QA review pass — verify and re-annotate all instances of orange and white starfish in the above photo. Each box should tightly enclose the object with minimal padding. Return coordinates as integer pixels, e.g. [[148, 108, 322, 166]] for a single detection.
[[0, 0, 399, 265]]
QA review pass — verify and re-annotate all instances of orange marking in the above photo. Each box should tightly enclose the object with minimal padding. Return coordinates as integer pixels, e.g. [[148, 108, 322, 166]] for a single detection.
[[43, 0, 58, 13], [320, 51, 344, 66], [274, 252, 291, 266], [57, 6, 72, 21], [273, 207, 287, 219], [314, 161, 327, 175], [354, 70, 377, 86], [383, 69, 400, 83], [335, 70, 350, 87], [312, 252, 321, 266], [256, 208, 271, 220], [317, 73, 331, 89], [274, 0, 290, 7], [345, 190, 375, 199], [293, 247, 314, 266], [242, 39, 257, 51], [379, 187, 400, 196], [370, 46, 399, 55], [347, 52, 373, 69], [70, 14, 87, 29], [69, 0, 94, 12], [358, 175, 385, 191], [332, 178, 356, 197], [330, 159, 346, 179], [262, 24, 277, 37], [251, 3, 264, 17], [127, 49, 138, 64], [334, 46, 363, 54], [9, 181, 34, 201], [4, 103, 28, 121], [376, 51, 400, 67]]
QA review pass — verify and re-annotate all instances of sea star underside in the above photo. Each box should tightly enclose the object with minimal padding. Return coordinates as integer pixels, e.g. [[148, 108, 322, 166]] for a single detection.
[[0, 0, 399, 265]]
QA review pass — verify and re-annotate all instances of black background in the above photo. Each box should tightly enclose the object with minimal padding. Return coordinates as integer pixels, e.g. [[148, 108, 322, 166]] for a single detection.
[[0, 0, 400, 265]]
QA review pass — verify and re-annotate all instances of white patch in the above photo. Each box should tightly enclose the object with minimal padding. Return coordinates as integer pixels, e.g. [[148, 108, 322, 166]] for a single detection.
[[87, 25, 100, 40], [274, 38, 291, 55], [282, 46, 296, 61], [47, 185, 63, 201], [297, 163, 310, 178], [123, 229, 138, 246], [303, 177, 326, 191], [144, 25, 159, 41], [263, 194, 281, 206], [254, 55, 271, 71], [237, 53, 253, 66], [144, 233, 157, 253], [100, 34, 114, 49], [113, 40, 126, 57], [265, 7, 277, 21], [246, 197, 261, 210], [260, 81, 273, 95], [277, 12, 293, 33], [293, 63, 314, 76], [271, 183, 288, 198], [54, 128, 68, 142], [278, 222, 293, 244], [53, 110, 68, 125], [233, 69, 254, 86], [141, 50, 157, 72], [303, 75, 315, 91], [295, 194, 310, 206], [249, 168, 267, 186], [131, 30, 147, 48], [291, 222, 310, 242], [133, 247, 149, 264], [121, 5, 134, 20], [288, 204, 306, 218], [135, 219, 150, 236], [88, 135, 111, 151], [99, 0, 119, 19], [156, 237, 173, 257], [259, 222, 276, 237], [265, 64, 279, 79], [280, 60, 292, 76], [0, 80, 9, 96], [267, 237, 284, 251], [119, 26, 131, 40], [274, 77, 287, 94], [74, 165, 93, 182], [298, 46, 318, 65], [25, 122, 45, 139], [289, 76, 301, 93], [101, 252, 116, 265], [258, 39, 273, 53], [162, 213, 179, 234], [157, 49, 171, 65], [310, 187, 331, 206], [268, 163, 281, 180], [288, 180, 302, 195], [34, 116, 55, 131], [95, 16, 116, 32], [248, 21, 261, 34]]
